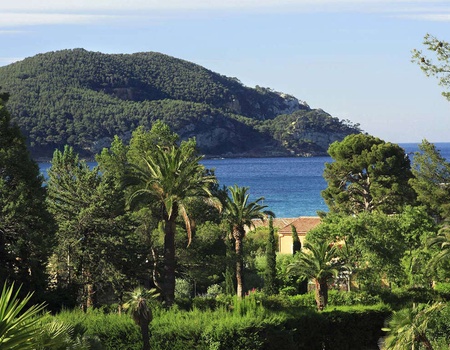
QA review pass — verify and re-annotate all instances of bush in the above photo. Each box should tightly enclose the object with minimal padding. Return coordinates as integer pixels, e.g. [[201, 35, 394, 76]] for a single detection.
[[434, 282, 450, 300], [206, 284, 223, 298], [53, 309, 141, 350], [44, 301, 392, 350], [193, 297, 218, 311]]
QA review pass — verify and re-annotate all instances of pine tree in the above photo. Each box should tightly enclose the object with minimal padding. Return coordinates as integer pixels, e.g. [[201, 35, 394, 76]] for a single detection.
[[0, 88, 54, 299], [264, 216, 278, 295]]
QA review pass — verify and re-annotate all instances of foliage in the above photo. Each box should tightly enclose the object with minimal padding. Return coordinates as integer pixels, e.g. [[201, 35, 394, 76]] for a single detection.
[[224, 185, 274, 298], [46, 145, 136, 310], [322, 134, 416, 215], [428, 223, 450, 277], [0, 49, 361, 159], [53, 308, 141, 350], [123, 287, 159, 350], [0, 88, 55, 298], [177, 221, 227, 295], [0, 282, 47, 349], [287, 240, 343, 310], [291, 225, 301, 255], [309, 208, 437, 290], [412, 34, 450, 101], [410, 139, 450, 222], [382, 302, 445, 350], [264, 216, 278, 295], [124, 131, 220, 306]]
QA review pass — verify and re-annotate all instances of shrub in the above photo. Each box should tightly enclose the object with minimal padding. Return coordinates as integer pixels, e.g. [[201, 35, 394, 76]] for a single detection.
[[206, 284, 223, 298], [53, 309, 141, 350], [193, 297, 217, 311], [175, 278, 192, 299]]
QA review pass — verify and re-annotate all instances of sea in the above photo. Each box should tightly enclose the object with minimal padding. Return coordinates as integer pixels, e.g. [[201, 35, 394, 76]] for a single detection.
[[38, 142, 450, 218]]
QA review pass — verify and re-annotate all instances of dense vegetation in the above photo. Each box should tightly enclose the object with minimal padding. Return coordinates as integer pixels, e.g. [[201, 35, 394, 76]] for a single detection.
[[0, 49, 360, 158], [2, 34, 450, 347]]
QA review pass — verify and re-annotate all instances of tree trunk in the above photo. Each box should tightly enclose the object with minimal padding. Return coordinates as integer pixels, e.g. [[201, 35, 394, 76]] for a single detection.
[[235, 228, 245, 298], [139, 320, 151, 350], [163, 215, 177, 307], [314, 279, 329, 311]]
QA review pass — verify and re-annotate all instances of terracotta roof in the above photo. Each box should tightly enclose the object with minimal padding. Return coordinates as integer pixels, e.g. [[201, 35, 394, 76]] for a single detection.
[[278, 216, 321, 235], [246, 217, 296, 232]]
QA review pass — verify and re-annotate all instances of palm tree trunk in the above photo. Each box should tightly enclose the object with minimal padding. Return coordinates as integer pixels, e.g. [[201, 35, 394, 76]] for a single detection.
[[235, 231, 244, 298], [314, 279, 329, 311], [163, 216, 177, 307], [140, 320, 151, 350]]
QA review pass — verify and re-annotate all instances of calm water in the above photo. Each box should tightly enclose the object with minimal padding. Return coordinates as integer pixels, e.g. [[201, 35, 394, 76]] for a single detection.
[[38, 142, 450, 218]]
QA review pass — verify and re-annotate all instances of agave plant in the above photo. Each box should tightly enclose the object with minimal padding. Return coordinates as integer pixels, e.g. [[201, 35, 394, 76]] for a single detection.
[[0, 282, 47, 349]]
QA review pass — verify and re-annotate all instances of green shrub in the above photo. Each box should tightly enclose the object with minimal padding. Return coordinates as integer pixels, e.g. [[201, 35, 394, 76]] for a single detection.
[[377, 287, 438, 309], [434, 282, 450, 300], [327, 290, 382, 306], [193, 297, 218, 311], [206, 284, 223, 298], [279, 286, 297, 296], [53, 309, 141, 350], [175, 278, 192, 299], [43, 300, 392, 350]]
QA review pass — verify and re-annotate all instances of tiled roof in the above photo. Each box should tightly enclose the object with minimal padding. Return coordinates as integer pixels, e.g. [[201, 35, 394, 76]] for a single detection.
[[278, 216, 321, 235], [246, 217, 321, 234]]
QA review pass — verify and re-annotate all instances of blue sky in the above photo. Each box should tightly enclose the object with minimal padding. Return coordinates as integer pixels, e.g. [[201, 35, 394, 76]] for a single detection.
[[1, 0, 449, 143]]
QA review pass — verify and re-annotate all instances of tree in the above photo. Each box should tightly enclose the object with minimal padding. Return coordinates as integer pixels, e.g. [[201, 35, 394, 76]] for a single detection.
[[412, 34, 450, 101], [428, 223, 450, 275], [322, 134, 415, 215], [264, 216, 277, 295], [291, 224, 301, 255], [125, 142, 220, 306], [123, 287, 158, 350], [287, 240, 341, 310], [0, 88, 54, 298], [224, 185, 274, 298], [409, 139, 450, 222], [47, 146, 134, 310], [309, 208, 436, 291], [383, 303, 444, 350]]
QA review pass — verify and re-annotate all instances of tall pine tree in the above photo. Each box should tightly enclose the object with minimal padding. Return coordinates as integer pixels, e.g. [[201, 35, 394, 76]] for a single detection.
[[0, 88, 54, 299]]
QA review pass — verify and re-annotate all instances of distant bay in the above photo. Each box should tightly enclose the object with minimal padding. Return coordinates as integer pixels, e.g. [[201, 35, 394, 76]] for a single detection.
[[38, 142, 450, 218]]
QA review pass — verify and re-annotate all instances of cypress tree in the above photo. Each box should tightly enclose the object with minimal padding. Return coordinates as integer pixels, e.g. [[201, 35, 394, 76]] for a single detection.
[[264, 216, 277, 295], [291, 224, 308, 294], [292, 224, 301, 255]]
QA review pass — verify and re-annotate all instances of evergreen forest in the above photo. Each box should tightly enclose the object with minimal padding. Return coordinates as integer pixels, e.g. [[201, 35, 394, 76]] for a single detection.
[[0, 49, 361, 159]]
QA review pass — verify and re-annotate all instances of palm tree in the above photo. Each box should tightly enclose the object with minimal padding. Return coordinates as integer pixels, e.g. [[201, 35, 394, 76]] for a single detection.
[[123, 287, 159, 350], [0, 282, 46, 349], [224, 185, 274, 298], [287, 240, 341, 310], [382, 302, 444, 350], [428, 223, 450, 271], [126, 144, 220, 306]]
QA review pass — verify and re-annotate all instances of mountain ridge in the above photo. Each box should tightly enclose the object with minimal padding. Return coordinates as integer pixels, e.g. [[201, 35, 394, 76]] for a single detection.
[[0, 48, 361, 159]]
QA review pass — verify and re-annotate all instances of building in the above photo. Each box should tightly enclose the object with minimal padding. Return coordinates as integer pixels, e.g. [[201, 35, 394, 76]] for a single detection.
[[277, 217, 321, 254]]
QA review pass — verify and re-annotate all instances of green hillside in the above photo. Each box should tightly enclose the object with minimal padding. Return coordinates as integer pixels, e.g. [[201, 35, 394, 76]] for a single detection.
[[0, 49, 361, 158]]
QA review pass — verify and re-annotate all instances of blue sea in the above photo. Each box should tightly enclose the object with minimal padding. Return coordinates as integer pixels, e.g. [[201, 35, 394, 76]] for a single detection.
[[38, 142, 450, 218]]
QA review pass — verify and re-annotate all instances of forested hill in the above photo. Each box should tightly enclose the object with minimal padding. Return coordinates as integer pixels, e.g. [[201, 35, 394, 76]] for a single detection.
[[0, 48, 362, 159]]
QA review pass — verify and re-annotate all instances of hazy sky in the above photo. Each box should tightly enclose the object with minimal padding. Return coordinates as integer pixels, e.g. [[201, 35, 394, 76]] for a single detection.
[[1, 0, 449, 143]]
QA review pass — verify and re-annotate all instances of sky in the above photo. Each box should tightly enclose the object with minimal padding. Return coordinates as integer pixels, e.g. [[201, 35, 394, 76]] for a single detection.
[[0, 0, 449, 143]]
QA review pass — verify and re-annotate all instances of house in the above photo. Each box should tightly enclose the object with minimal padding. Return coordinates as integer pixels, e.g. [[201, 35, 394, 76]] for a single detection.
[[277, 217, 321, 254], [247, 216, 321, 254]]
